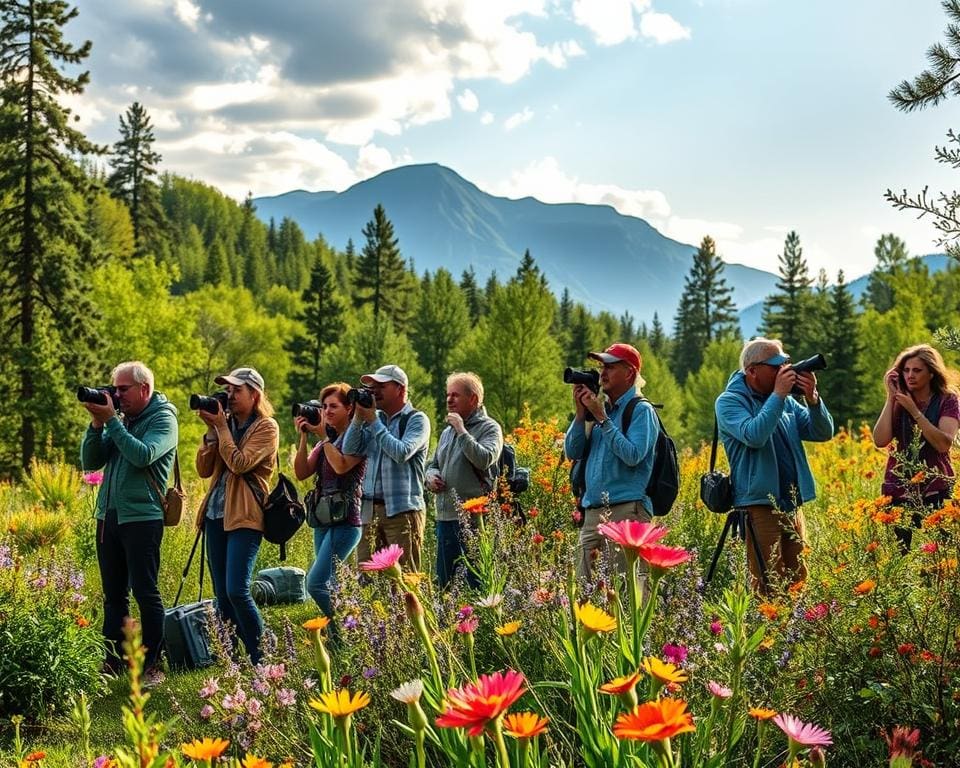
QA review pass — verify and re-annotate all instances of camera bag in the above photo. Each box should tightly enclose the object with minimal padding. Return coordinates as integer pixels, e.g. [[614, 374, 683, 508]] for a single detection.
[[164, 523, 215, 671], [251, 566, 307, 606], [244, 460, 305, 561], [148, 452, 185, 526], [700, 418, 734, 514]]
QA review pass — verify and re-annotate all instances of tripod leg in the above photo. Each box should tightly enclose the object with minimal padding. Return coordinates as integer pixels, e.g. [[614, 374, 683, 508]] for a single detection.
[[742, 510, 769, 592], [704, 513, 736, 585]]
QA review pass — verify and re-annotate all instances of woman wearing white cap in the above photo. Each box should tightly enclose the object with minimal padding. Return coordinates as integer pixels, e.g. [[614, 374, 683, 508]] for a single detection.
[[194, 367, 279, 663]]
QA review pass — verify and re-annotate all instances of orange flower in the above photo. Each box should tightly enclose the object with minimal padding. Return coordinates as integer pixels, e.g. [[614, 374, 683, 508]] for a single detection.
[[75, 615, 90, 628], [435, 670, 526, 736], [909, 471, 926, 485], [182, 738, 230, 761], [24, 752, 46, 763], [854, 579, 876, 595], [757, 602, 780, 620], [462, 496, 490, 513], [599, 672, 642, 696], [503, 711, 549, 739], [303, 616, 330, 632], [613, 698, 696, 742], [748, 707, 777, 720], [241, 755, 274, 768], [865, 541, 879, 553]]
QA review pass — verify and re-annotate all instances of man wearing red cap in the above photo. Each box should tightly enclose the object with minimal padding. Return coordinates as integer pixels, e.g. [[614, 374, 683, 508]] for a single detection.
[[564, 342, 658, 581]]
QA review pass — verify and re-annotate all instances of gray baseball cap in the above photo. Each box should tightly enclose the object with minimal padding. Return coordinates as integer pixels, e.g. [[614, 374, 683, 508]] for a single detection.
[[215, 367, 265, 392], [360, 364, 408, 387]]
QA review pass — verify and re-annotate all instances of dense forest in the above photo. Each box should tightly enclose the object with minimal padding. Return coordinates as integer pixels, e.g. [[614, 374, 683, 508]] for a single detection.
[[2, 0, 959, 479]]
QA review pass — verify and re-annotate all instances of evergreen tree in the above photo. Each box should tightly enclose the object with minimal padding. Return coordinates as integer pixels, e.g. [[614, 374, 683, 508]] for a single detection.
[[107, 101, 164, 256], [558, 287, 573, 333], [412, 269, 470, 415], [618, 311, 636, 343], [819, 271, 864, 427], [566, 304, 596, 367], [238, 193, 269, 296], [671, 236, 740, 383], [286, 256, 346, 397], [863, 233, 909, 313], [354, 204, 408, 328], [759, 231, 813, 353], [460, 266, 485, 323], [204, 238, 231, 285], [484, 270, 500, 304], [0, 0, 102, 470], [649, 312, 667, 357], [515, 248, 546, 287]]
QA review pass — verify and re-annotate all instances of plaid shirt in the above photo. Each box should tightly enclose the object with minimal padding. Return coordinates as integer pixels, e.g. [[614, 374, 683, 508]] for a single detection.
[[342, 402, 430, 520]]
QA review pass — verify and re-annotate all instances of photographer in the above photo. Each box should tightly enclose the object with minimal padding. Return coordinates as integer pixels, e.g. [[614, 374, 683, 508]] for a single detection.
[[425, 372, 503, 589], [872, 344, 960, 551], [293, 382, 365, 623], [342, 364, 429, 571], [564, 343, 658, 582], [715, 338, 833, 594], [80, 361, 178, 687], [194, 367, 279, 664]]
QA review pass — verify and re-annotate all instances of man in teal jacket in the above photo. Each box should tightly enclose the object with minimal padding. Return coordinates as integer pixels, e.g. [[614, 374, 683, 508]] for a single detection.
[[716, 338, 833, 594], [80, 361, 178, 684]]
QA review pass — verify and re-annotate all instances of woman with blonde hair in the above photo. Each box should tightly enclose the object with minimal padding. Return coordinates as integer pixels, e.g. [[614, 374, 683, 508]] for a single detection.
[[872, 344, 960, 550], [293, 382, 365, 626], [195, 367, 279, 663]]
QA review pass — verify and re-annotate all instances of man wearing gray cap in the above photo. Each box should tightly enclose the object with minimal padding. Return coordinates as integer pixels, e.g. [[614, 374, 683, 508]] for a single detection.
[[342, 364, 430, 570]]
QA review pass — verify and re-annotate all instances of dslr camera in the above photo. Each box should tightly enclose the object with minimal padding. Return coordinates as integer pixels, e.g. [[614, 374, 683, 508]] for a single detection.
[[291, 400, 322, 426], [563, 367, 601, 394], [189, 391, 229, 414], [347, 387, 375, 408], [788, 354, 827, 397], [77, 385, 120, 410]]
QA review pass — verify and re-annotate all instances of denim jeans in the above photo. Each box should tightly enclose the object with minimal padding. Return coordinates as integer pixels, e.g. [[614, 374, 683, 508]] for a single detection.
[[307, 524, 362, 619], [96, 510, 165, 671], [204, 518, 263, 663], [435, 520, 479, 589]]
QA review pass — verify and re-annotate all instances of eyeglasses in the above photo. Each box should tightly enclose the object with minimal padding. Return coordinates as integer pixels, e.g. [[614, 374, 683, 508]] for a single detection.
[[114, 384, 139, 393]]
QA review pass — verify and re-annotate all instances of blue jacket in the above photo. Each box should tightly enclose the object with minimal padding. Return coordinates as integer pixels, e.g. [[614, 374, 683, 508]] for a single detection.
[[342, 402, 430, 519], [564, 387, 658, 510], [715, 371, 833, 508]]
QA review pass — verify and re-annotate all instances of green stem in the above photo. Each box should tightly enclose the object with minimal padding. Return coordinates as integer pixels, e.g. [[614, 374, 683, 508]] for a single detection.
[[625, 552, 640, 666], [518, 737, 530, 767], [751, 724, 765, 768], [491, 716, 511, 768], [415, 727, 427, 768], [338, 715, 353, 766]]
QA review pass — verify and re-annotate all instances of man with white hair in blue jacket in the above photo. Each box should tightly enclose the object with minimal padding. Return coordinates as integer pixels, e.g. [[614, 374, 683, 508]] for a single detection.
[[716, 338, 834, 594]]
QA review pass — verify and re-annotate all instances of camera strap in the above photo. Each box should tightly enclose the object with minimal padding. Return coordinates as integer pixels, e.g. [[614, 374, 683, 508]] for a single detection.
[[146, 452, 182, 511], [710, 418, 720, 472]]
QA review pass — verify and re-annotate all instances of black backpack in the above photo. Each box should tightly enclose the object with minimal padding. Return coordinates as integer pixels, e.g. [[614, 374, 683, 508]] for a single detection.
[[569, 397, 679, 517]]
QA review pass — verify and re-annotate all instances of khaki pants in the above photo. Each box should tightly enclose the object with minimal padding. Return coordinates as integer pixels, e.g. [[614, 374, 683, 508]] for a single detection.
[[744, 504, 808, 595], [577, 500, 651, 585], [357, 503, 424, 573]]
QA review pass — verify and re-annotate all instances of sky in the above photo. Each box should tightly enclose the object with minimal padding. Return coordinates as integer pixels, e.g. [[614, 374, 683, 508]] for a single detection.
[[67, 0, 959, 279]]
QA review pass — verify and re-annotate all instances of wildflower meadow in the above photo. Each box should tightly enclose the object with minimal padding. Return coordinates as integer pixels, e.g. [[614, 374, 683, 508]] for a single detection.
[[1, 419, 957, 767]]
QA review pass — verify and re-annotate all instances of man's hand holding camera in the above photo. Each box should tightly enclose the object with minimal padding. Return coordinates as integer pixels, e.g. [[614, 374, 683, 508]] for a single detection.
[[572, 384, 605, 423], [83, 399, 116, 428]]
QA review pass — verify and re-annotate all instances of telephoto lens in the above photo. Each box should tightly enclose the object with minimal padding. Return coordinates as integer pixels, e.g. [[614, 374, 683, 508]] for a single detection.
[[562, 367, 601, 394], [189, 391, 229, 414], [76, 385, 120, 410], [347, 387, 375, 408], [291, 401, 322, 425]]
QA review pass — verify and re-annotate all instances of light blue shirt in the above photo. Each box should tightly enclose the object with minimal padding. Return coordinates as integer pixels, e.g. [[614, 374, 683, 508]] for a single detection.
[[564, 387, 658, 511], [342, 402, 430, 520]]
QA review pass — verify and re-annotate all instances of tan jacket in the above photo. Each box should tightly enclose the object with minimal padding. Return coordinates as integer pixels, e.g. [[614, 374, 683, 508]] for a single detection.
[[195, 416, 280, 532]]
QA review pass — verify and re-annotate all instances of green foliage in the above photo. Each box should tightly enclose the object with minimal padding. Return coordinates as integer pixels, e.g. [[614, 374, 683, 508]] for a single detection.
[[355, 204, 411, 330], [412, 269, 470, 415], [863, 234, 910, 313], [759, 231, 814, 353], [819, 271, 866, 427], [680, 338, 742, 447]]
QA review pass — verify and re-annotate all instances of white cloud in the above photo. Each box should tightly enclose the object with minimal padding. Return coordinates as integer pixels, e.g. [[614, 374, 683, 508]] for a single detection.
[[504, 107, 534, 131], [639, 10, 691, 44], [481, 111, 495, 124], [572, 0, 649, 46], [457, 88, 479, 112], [173, 0, 201, 30]]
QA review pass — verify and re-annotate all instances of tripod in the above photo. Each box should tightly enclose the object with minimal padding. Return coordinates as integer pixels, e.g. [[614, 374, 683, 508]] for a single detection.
[[704, 508, 767, 590]]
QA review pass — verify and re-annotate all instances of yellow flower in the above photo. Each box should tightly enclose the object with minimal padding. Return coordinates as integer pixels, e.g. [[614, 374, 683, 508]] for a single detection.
[[303, 616, 330, 632], [241, 755, 274, 768], [748, 706, 777, 720], [181, 737, 230, 761], [403, 571, 428, 587], [574, 602, 617, 634], [495, 620, 522, 636], [309, 689, 371, 719], [641, 656, 688, 686]]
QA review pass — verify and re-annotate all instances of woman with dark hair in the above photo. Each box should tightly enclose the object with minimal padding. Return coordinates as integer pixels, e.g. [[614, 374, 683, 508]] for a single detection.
[[293, 382, 365, 624], [195, 367, 279, 663], [872, 344, 960, 550]]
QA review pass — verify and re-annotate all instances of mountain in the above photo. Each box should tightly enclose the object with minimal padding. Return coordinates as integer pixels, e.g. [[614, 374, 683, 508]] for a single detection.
[[736, 254, 951, 338], [253, 163, 780, 325]]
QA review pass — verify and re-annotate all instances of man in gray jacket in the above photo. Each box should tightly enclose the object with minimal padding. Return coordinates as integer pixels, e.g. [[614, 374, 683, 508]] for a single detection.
[[425, 372, 503, 588]]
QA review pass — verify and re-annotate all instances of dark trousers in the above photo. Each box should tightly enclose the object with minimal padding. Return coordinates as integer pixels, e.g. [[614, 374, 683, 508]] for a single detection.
[[96, 510, 165, 671], [204, 517, 264, 664], [436, 520, 480, 590], [894, 489, 951, 553]]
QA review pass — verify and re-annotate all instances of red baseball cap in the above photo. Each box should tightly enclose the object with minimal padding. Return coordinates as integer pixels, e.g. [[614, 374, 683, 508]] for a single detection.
[[588, 343, 642, 371]]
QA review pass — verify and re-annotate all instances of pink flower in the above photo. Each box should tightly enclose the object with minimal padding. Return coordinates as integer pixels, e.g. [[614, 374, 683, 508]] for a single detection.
[[707, 681, 732, 699], [773, 713, 833, 748], [921, 541, 938, 554], [804, 603, 829, 622], [661, 643, 688, 665], [83, 471, 104, 486], [457, 617, 479, 634], [598, 520, 669, 554], [709, 619, 723, 635], [637, 544, 691, 574], [435, 670, 526, 736], [246, 698, 263, 717], [199, 678, 220, 698], [199, 704, 214, 720], [457, 605, 474, 620], [360, 544, 405, 576], [277, 688, 297, 707]]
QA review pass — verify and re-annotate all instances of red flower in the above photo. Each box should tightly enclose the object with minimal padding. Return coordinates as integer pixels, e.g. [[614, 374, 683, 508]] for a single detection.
[[531, 532, 545, 545], [638, 544, 691, 574], [435, 670, 526, 736], [897, 643, 916, 656]]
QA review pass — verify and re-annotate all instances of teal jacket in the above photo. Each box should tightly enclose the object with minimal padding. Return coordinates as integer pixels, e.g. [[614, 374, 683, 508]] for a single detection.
[[80, 393, 179, 523], [715, 371, 833, 508]]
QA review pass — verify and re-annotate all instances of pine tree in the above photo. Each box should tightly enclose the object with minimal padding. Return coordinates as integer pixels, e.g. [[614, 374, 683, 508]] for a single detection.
[[863, 234, 909, 313], [0, 0, 102, 470], [107, 101, 164, 257], [286, 256, 346, 397], [484, 270, 500, 304], [819, 271, 864, 427], [237, 193, 268, 296], [566, 305, 595, 367], [759, 231, 814, 352], [204, 238, 231, 285], [618, 311, 636, 343], [460, 266, 485, 323], [515, 248, 547, 288], [649, 312, 667, 357], [354, 204, 408, 328], [558, 287, 573, 332], [671, 236, 740, 382], [412, 269, 470, 414]]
